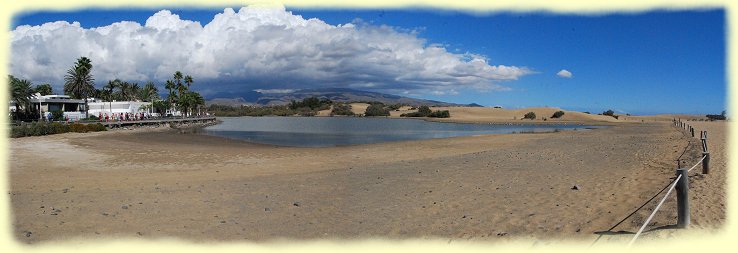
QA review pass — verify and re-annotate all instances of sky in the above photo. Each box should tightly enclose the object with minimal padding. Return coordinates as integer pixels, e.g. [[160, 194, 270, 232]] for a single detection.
[[10, 6, 726, 115]]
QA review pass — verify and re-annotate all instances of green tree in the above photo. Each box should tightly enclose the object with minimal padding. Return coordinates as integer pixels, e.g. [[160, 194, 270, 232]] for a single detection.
[[602, 110, 615, 116], [365, 103, 390, 116], [103, 79, 119, 113], [34, 83, 53, 95], [418, 105, 432, 116], [173, 71, 184, 97], [139, 81, 160, 102], [524, 112, 536, 120], [178, 92, 195, 117], [191, 92, 205, 116], [184, 75, 193, 89], [129, 82, 141, 101], [63, 57, 95, 118], [164, 80, 177, 115], [551, 111, 565, 118], [9, 75, 34, 120]]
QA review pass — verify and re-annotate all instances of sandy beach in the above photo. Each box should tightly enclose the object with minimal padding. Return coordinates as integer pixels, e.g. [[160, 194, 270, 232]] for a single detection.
[[7, 115, 726, 244]]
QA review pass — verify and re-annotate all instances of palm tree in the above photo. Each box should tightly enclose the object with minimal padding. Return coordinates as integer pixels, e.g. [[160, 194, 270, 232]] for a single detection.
[[103, 79, 119, 113], [129, 82, 141, 101], [9, 75, 34, 120], [63, 57, 95, 118], [117, 81, 131, 101], [140, 81, 160, 102], [173, 71, 184, 97], [178, 92, 195, 117], [184, 75, 193, 89], [192, 92, 205, 116], [165, 80, 177, 116], [34, 83, 53, 95]]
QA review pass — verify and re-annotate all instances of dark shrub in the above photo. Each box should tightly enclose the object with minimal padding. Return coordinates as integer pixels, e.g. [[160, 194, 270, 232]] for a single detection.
[[428, 110, 450, 118], [387, 103, 403, 110], [365, 104, 390, 116], [523, 112, 536, 120], [51, 110, 64, 121], [69, 123, 88, 133], [400, 112, 424, 117], [331, 103, 355, 116], [418, 106, 432, 116], [706, 114, 726, 121], [551, 111, 565, 118], [602, 110, 615, 116], [297, 107, 316, 117]]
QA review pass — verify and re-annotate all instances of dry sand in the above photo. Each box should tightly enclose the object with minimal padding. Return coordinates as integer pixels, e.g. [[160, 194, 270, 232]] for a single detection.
[[7, 118, 726, 245]]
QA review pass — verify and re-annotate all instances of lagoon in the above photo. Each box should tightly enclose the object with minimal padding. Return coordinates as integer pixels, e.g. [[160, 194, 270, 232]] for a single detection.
[[202, 117, 603, 147]]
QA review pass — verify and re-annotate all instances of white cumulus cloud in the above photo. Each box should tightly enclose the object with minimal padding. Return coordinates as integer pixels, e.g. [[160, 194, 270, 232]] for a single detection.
[[10, 6, 534, 97], [556, 69, 573, 78]]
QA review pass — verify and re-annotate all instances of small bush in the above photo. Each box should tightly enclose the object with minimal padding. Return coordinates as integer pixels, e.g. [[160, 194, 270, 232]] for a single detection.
[[400, 112, 423, 117], [418, 106, 432, 116], [365, 104, 390, 116], [10, 121, 105, 138], [297, 107, 316, 117], [51, 110, 64, 121], [69, 123, 88, 132], [551, 111, 565, 118], [523, 112, 536, 120], [602, 110, 615, 116], [428, 110, 450, 118], [331, 103, 355, 116]]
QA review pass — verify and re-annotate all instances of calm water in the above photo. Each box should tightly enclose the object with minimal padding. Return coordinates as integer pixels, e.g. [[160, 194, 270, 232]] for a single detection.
[[202, 117, 604, 147]]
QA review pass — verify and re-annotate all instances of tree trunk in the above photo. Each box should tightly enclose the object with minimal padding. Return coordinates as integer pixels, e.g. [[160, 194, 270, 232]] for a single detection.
[[84, 98, 89, 119]]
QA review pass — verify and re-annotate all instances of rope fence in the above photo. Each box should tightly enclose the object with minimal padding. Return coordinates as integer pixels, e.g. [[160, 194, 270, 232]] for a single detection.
[[627, 173, 682, 247], [595, 118, 711, 247]]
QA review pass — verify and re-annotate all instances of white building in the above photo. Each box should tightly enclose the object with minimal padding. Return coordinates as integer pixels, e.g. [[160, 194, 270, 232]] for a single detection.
[[87, 101, 153, 117], [9, 94, 86, 120]]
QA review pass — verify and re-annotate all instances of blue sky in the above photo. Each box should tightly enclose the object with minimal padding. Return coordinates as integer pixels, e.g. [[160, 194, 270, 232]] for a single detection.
[[11, 7, 726, 115]]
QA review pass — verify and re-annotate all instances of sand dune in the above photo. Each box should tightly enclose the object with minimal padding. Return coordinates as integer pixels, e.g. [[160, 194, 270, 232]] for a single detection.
[[325, 104, 708, 124]]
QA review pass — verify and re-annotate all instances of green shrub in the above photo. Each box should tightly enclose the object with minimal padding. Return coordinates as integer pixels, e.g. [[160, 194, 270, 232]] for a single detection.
[[428, 110, 450, 118], [365, 104, 390, 116], [551, 111, 565, 118], [297, 107, 316, 117], [602, 110, 615, 116], [51, 110, 64, 121], [400, 112, 424, 117], [69, 123, 88, 133], [418, 106, 432, 116], [331, 103, 355, 116], [10, 121, 106, 138], [523, 112, 536, 120]]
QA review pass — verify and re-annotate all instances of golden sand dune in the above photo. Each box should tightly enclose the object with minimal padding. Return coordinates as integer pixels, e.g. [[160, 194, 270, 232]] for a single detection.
[[329, 103, 707, 124]]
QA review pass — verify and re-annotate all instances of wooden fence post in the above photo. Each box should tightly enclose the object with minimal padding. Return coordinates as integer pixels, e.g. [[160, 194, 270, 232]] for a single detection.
[[702, 152, 711, 174], [676, 168, 690, 228]]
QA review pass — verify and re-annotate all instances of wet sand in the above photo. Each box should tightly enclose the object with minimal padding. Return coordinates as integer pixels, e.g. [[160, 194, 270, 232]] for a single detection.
[[7, 120, 724, 244]]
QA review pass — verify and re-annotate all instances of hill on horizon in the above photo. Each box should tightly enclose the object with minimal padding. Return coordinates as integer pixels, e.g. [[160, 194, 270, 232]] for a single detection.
[[206, 88, 481, 107]]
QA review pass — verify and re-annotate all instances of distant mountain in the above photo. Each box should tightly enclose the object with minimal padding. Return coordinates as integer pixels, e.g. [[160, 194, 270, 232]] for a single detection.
[[206, 88, 478, 107]]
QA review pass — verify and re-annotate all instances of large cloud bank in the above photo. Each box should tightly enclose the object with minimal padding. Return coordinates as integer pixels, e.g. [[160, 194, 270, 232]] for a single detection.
[[11, 6, 533, 97]]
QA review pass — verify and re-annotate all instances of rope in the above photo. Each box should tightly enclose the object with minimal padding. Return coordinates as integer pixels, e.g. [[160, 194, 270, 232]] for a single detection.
[[688, 155, 707, 172], [589, 178, 675, 247], [627, 174, 682, 248]]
